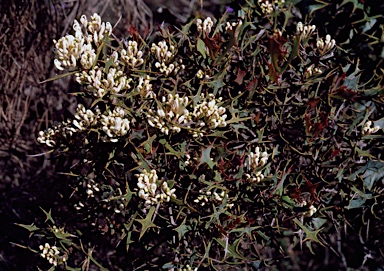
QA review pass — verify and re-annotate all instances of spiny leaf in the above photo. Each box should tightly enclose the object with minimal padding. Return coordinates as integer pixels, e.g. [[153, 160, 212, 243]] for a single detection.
[[293, 218, 323, 245], [174, 217, 190, 240], [198, 145, 215, 169], [40, 208, 55, 224], [214, 237, 245, 260], [135, 206, 157, 240], [15, 223, 40, 232]]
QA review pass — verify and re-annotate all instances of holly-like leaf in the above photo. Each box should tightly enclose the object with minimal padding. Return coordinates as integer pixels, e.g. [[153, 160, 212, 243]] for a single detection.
[[15, 223, 40, 232], [198, 145, 215, 169], [214, 237, 245, 260], [234, 68, 247, 85], [40, 208, 55, 224], [293, 218, 323, 245], [174, 217, 190, 240], [135, 206, 157, 240]]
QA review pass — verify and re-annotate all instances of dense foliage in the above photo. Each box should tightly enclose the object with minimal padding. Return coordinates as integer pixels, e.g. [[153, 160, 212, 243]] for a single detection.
[[15, 0, 383, 270]]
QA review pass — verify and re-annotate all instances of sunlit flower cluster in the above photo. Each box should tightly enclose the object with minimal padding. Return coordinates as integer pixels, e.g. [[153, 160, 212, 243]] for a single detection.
[[178, 265, 198, 271], [196, 17, 214, 35], [39, 243, 67, 266], [316, 34, 336, 56], [121, 40, 144, 69], [136, 75, 154, 98], [79, 13, 113, 45], [191, 94, 227, 130], [245, 147, 269, 183], [305, 204, 317, 217], [37, 119, 76, 147], [362, 120, 380, 135], [73, 104, 101, 130], [54, 13, 112, 71], [100, 106, 131, 141], [147, 94, 190, 135], [225, 20, 242, 31], [83, 179, 101, 197], [304, 64, 322, 78], [135, 169, 176, 207], [296, 22, 316, 40], [151, 40, 185, 76], [194, 188, 233, 209], [76, 64, 132, 98], [258, 0, 285, 15]]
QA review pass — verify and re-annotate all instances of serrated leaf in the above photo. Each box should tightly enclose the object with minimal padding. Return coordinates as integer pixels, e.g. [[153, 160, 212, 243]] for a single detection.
[[174, 217, 190, 240], [198, 145, 215, 169], [135, 206, 157, 240], [16, 223, 40, 232], [40, 208, 55, 224], [214, 237, 245, 260], [293, 218, 323, 245]]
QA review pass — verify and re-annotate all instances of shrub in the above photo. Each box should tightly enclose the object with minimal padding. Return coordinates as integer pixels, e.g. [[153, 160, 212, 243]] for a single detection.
[[19, 0, 384, 270]]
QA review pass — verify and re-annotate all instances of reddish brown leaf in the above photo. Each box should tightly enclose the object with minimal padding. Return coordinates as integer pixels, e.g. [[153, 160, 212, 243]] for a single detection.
[[234, 68, 247, 85], [301, 176, 319, 200], [246, 77, 258, 91]]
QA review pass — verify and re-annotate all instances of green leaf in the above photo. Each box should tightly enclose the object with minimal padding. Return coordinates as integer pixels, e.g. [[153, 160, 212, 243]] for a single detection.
[[40, 208, 55, 224], [15, 223, 40, 232], [135, 206, 157, 240], [197, 38, 206, 59], [293, 218, 323, 245], [174, 217, 190, 240], [308, 1, 330, 15], [346, 197, 366, 209], [340, 0, 364, 13], [198, 145, 215, 169], [214, 237, 245, 260], [349, 160, 384, 190], [159, 139, 181, 158]]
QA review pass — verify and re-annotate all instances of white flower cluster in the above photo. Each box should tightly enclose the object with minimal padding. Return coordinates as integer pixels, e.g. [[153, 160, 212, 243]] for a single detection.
[[151, 40, 185, 76], [137, 75, 154, 98], [80, 13, 113, 45], [258, 0, 285, 15], [101, 187, 127, 213], [245, 147, 269, 183], [362, 120, 380, 135], [136, 169, 176, 207], [83, 179, 100, 197], [73, 104, 101, 130], [305, 204, 317, 217], [37, 119, 76, 147], [296, 22, 316, 40], [147, 94, 190, 135], [54, 13, 112, 71], [76, 64, 132, 98], [304, 64, 322, 78], [225, 20, 242, 31], [178, 265, 198, 271], [39, 243, 67, 266], [196, 69, 205, 79], [194, 188, 233, 209], [316, 34, 336, 56], [101, 106, 131, 141], [196, 17, 214, 35], [121, 40, 144, 69], [192, 94, 227, 130]]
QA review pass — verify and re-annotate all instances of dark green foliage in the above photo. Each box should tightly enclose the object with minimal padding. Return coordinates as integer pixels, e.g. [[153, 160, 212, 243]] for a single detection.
[[15, 0, 384, 270]]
